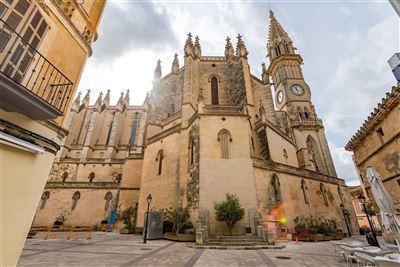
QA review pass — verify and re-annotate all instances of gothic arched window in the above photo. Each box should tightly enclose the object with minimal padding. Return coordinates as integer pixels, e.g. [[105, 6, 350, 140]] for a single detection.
[[301, 179, 309, 204], [337, 186, 344, 204], [218, 129, 232, 159], [320, 183, 328, 207], [106, 118, 114, 145], [211, 76, 219, 105], [88, 172, 95, 183], [297, 107, 303, 119], [156, 150, 164, 175], [72, 191, 81, 210], [306, 135, 324, 173], [271, 174, 282, 202], [129, 120, 139, 146], [104, 192, 113, 211], [189, 138, 196, 165], [62, 172, 68, 182], [304, 107, 310, 119], [40, 191, 50, 209]]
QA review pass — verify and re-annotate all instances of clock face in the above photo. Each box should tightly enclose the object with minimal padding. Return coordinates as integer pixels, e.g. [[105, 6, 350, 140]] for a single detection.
[[291, 85, 304, 95], [277, 91, 284, 104]]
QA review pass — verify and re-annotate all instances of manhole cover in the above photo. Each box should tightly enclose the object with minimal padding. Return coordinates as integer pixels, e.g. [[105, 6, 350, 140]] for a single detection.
[[275, 256, 291, 260]]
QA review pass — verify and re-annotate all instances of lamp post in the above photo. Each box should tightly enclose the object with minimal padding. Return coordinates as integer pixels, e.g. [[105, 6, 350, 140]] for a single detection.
[[143, 193, 152, 244], [340, 204, 352, 237], [358, 194, 379, 247]]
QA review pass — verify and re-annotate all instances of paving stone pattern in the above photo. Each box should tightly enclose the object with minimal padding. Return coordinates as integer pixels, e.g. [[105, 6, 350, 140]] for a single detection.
[[17, 232, 365, 266]]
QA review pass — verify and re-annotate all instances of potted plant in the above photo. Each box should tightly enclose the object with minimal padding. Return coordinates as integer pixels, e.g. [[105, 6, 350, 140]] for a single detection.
[[54, 210, 69, 229], [120, 207, 134, 234], [100, 218, 108, 231]]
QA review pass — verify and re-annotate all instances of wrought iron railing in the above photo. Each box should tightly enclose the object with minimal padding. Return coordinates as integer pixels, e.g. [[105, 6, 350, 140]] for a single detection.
[[0, 19, 73, 114], [203, 105, 245, 114]]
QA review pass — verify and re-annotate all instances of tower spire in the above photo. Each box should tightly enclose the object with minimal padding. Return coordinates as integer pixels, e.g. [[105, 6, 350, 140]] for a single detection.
[[225, 36, 234, 59], [117, 91, 124, 105], [82, 89, 90, 106], [268, 10, 292, 45], [261, 62, 269, 84], [154, 59, 162, 80], [73, 91, 81, 106], [172, 53, 179, 74], [184, 32, 193, 57], [124, 89, 130, 104], [103, 89, 110, 106], [267, 10, 295, 61], [193, 35, 202, 58], [236, 34, 248, 59], [95, 91, 103, 106]]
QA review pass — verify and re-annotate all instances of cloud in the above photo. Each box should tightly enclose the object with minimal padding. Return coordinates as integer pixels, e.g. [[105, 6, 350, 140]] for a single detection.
[[318, 15, 398, 143], [328, 142, 360, 186], [92, 1, 178, 62]]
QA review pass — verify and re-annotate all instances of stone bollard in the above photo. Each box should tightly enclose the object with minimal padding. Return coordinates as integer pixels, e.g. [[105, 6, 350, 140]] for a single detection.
[[248, 210, 255, 235], [200, 229, 205, 244], [257, 225, 263, 238], [203, 225, 209, 242], [254, 215, 259, 234], [262, 228, 269, 242], [195, 222, 202, 232], [267, 229, 277, 244], [196, 230, 203, 245]]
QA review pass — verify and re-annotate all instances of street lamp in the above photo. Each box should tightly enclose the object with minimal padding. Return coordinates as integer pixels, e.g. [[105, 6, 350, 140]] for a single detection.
[[340, 204, 352, 237], [358, 194, 379, 247], [143, 193, 152, 244]]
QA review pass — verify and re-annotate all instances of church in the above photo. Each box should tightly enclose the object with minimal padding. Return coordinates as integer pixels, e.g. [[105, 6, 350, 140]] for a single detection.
[[33, 11, 358, 235]]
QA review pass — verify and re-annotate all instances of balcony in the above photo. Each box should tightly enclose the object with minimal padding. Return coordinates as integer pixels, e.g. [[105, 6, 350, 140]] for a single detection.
[[290, 118, 324, 130], [0, 19, 73, 120]]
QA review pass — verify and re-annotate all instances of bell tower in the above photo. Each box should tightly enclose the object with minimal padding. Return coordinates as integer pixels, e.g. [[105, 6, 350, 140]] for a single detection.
[[267, 10, 337, 177]]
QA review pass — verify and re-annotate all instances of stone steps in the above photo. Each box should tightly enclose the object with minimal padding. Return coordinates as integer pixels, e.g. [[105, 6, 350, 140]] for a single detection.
[[201, 235, 277, 249], [207, 238, 263, 242], [190, 244, 285, 250], [205, 242, 268, 246]]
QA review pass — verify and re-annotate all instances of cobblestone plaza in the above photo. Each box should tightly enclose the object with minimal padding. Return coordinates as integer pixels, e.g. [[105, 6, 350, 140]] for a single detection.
[[16, 232, 373, 266]]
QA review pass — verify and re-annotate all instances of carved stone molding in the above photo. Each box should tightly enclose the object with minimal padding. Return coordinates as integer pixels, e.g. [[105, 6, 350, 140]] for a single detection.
[[45, 181, 121, 189], [82, 26, 94, 45], [252, 157, 345, 185], [54, 0, 75, 18], [147, 124, 181, 144]]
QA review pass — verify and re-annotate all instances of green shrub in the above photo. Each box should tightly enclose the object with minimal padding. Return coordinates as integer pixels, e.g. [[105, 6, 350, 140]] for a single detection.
[[214, 193, 245, 235], [163, 220, 174, 233], [164, 206, 191, 235], [121, 207, 134, 231]]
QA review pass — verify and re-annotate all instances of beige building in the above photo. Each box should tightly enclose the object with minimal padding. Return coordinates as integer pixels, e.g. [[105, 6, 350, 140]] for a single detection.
[[0, 0, 106, 265], [346, 85, 400, 227], [33, 11, 358, 237]]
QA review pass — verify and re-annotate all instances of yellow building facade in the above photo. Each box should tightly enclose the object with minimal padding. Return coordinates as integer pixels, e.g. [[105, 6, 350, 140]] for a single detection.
[[33, 11, 358, 238], [0, 0, 106, 265], [346, 85, 400, 236]]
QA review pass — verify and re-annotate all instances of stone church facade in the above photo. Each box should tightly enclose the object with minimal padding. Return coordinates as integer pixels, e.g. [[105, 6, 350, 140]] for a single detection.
[[33, 11, 358, 235]]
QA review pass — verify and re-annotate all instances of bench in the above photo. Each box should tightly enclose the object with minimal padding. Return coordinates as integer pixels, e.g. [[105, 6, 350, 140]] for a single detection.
[[28, 225, 50, 238], [67, 225, 92, 240], [43, 225, 92, 240]]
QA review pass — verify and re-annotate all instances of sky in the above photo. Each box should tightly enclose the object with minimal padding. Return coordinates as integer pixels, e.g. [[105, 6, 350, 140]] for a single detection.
[[78, 0, 399, 186]]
